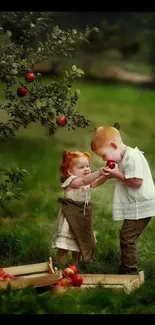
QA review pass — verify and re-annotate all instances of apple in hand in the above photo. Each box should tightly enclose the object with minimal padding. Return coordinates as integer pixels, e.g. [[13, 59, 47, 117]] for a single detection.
[[63, 267, 74, 278], [17, 87, 28, 97], [25, 72, 36, 83], [106, 161, 115, 169], [68, 265, 78, 275], [56, 116, 67, 127]]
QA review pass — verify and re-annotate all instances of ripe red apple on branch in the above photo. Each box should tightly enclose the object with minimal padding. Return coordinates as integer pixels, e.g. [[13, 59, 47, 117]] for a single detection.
[[56, 116, 67, 127], [106, 161, 115, 169], [25, 72, 36, 83], [17, 87, 28, 97]]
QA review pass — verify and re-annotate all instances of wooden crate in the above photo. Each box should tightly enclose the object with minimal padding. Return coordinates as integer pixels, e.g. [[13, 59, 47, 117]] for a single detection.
[[51, 271, 144, 295], [0, 257, 62, 290], [80, 271, 144, 294]]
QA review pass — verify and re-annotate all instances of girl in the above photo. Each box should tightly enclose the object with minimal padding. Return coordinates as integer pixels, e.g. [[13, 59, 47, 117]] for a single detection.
[[54, 150, 109, 265]]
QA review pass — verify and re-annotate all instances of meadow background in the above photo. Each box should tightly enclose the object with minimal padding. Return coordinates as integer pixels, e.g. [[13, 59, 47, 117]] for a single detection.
[[1, 79, 155, 313], [1, 11, 155, 314]]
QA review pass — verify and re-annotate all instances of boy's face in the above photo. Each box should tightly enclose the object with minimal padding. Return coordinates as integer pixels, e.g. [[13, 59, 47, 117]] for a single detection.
[[95, 142, 122, 163]]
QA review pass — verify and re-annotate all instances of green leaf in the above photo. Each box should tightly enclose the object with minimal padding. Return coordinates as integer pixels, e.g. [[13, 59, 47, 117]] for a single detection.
[[72, 65, 77, 72], [76, 68, 85, 75], [6, 191, 14, 198], [21, 169, 29, 175], [53, 25, 61, 36]]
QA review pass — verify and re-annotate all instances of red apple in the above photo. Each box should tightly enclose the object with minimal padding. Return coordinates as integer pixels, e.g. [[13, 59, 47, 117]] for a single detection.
[[7, 274, 17, 280], [17, 87, 28, 97], [52, 280, 62, 287], [106, 161, 115, 169], [4, 275, 11, 281], [56, 116, 67, 127], [72, 274, 83, 287], [68, 265, 78, 275], [0, 268, 6, 278], [63, 267, 74, 278], [60, 277, 73, 287], [25, 72, 36, 83]]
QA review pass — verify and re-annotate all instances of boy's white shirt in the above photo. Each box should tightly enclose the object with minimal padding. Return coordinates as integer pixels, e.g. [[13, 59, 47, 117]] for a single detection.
[[113, 146, 155, 220]]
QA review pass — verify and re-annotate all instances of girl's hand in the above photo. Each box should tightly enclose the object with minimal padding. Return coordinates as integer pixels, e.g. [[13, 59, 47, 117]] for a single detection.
[[99, 167, 111, 178]]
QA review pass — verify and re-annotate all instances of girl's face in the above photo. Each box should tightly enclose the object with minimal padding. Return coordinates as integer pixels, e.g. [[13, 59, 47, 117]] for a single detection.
[[69, 157, 91, 178]]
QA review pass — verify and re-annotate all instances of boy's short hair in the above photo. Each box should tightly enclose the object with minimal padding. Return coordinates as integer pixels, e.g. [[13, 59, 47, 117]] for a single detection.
[[91, 126, 121, 152]]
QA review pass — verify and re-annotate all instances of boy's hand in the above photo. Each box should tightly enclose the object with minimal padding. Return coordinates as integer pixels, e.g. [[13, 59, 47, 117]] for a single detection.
[[103, 165, 120, 179]]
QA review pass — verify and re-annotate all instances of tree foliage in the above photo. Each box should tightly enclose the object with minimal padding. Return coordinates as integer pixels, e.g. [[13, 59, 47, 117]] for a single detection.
[[0, 11, 98, 212]]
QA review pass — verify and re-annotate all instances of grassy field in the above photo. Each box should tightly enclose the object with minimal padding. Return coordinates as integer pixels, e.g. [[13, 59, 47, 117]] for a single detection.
[[1, 79, 155, 313]]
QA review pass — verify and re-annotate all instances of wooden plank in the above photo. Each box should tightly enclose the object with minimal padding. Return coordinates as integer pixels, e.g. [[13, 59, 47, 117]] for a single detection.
[[123, 278, 141, 294], [81, 274, 139, 285], [81, 284, 126, 289], [51, 284, 125, 293], [139, 271, 145, 284], [22, 272, 48, 279], [0, 272, 62, 290], [22, 271, 63, 279], [3, 262, 49, 276], [50, 283, 129, 295]]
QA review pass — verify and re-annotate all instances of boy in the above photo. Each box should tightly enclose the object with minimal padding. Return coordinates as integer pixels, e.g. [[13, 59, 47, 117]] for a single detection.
[[91, 125, 155, 274]]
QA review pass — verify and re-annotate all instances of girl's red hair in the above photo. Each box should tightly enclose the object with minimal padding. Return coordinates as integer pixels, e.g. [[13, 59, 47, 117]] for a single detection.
[[60, 150, 91, 183]]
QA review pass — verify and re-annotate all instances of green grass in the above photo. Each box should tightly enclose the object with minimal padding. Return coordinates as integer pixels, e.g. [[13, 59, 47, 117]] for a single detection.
[[0, 79, 155, 313]]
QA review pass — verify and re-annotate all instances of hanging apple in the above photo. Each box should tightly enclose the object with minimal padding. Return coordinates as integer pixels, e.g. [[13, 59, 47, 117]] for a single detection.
[[25, 72, 36, 83], [17, 87, 28, 97], [56, 116, 67, 127], [106, 161, 115, 169]]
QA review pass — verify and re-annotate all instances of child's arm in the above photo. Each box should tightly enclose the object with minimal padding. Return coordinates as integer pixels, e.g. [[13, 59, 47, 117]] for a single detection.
[[103, 167, 143, 188], [68, 168, 106, 188], [91, 175, 110, 189], [114, 170, 142, 188]]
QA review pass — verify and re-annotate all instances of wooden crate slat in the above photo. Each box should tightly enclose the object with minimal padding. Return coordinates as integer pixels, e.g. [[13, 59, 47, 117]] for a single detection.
[[81, 283, 125, 288], [123, 278, 142, 294], [81, 284, 127, 289], [0, 272, 61, 290], [81, 274, 139, 285], [22, 272, 49, 279], [3, 262, 49, 276]]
